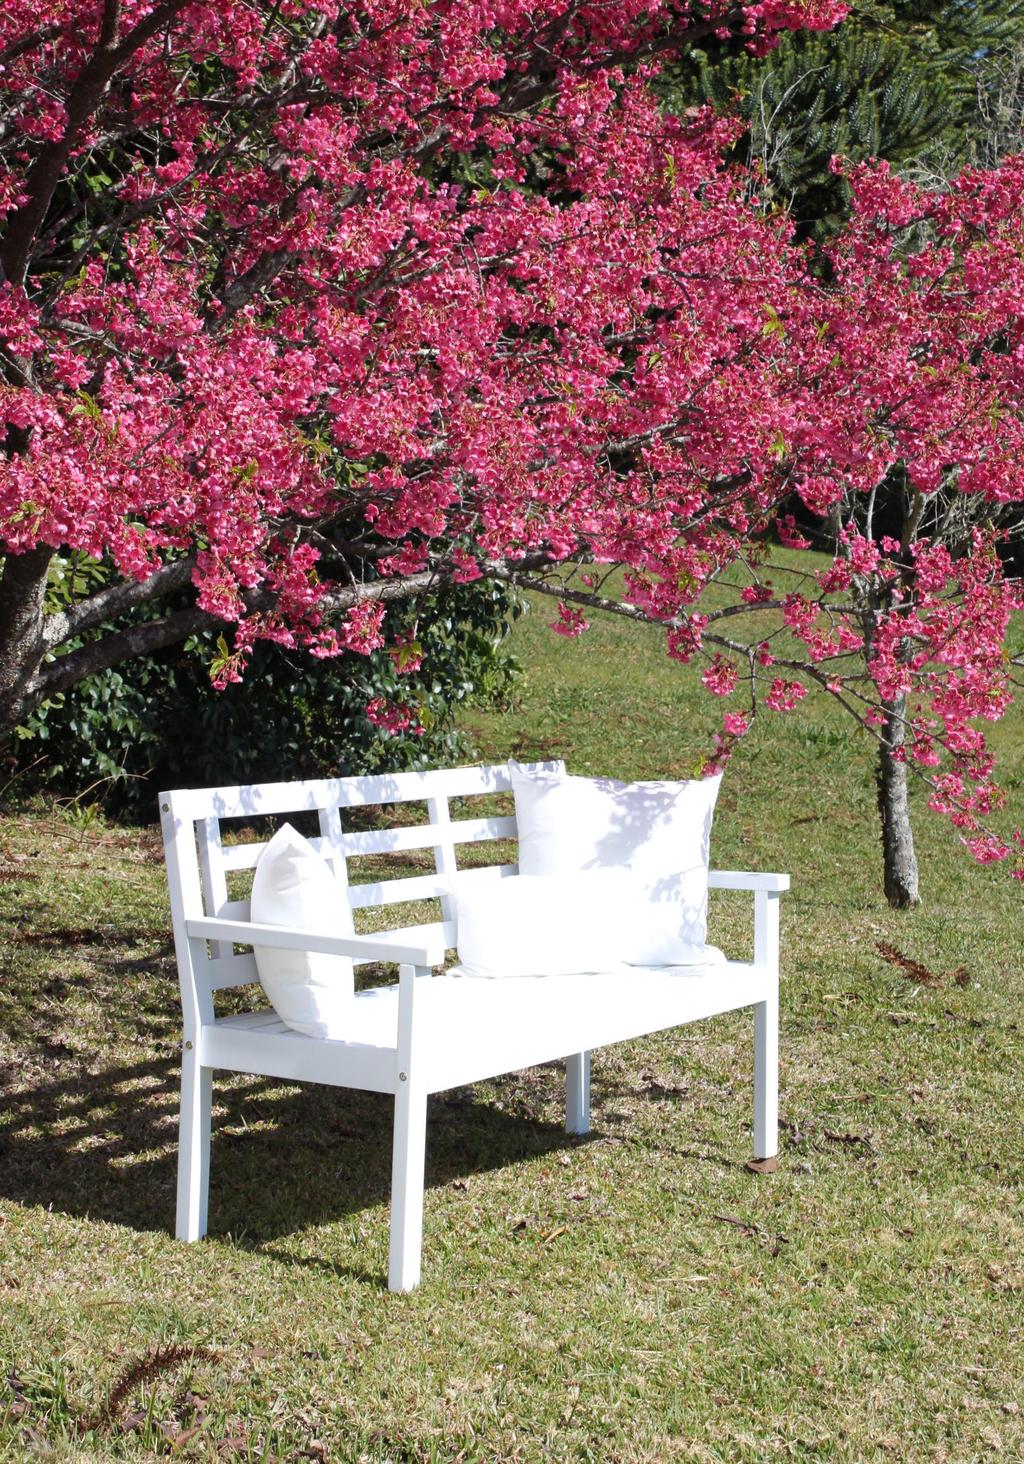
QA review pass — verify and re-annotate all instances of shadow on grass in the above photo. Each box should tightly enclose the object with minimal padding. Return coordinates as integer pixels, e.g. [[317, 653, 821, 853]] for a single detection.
[[0, 1053, 581, 1247]]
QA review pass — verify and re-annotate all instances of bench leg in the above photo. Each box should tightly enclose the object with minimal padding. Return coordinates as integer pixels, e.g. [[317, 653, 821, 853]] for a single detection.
[[753, 994, 779, 1160], [176, 1048, 211, 1241], [389, 1082, 427, 1292], [565, 1051, 591, 1135]]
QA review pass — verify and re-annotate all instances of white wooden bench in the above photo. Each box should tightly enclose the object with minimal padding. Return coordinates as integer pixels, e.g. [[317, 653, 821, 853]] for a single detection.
[[159, 762, 788, 1291]]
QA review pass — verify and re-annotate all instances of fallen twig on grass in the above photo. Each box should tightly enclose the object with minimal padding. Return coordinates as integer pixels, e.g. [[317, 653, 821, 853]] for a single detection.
[[76, 1343, 220, 1438], [713, 1214, 789, 1257], [876, 942, 970, 990]]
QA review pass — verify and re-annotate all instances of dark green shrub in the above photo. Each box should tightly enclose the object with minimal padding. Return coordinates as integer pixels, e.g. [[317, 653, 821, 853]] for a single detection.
[[14, 582, 521, 820]]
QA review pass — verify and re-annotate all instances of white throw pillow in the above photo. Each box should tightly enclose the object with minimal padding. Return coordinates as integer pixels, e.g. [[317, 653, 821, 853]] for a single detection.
[[509, 761, 724, 966], [250, 823, 354, 1039], [454, 870, 632, 978]]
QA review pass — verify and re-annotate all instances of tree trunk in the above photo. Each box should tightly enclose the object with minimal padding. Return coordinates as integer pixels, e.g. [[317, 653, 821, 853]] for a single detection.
[[876, 694, 920, 908], [0, 545, 53, 741]]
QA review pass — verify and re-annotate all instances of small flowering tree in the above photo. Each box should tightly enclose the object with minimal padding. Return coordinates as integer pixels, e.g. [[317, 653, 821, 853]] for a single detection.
[[504, 159, 1024, 903], [1, 0, 1021, 900]]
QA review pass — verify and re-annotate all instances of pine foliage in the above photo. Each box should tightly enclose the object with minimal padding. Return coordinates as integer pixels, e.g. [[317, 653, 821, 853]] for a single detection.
[[665, 0, 1024, 237]]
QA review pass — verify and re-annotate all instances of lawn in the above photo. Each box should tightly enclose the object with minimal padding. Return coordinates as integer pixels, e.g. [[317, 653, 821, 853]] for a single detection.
[[1, 563, 1023, 1462]]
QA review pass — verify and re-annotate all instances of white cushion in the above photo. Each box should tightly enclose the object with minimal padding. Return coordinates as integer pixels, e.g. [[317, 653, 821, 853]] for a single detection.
[[509, 761, 724, 966], [454, 871, 633, 978], [250, 824, 354, 1039]]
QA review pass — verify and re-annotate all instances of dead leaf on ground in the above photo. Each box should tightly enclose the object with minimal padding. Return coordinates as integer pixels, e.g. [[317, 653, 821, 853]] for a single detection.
[[217, 1435, 250, 1457], [745, 1157, 779, 1175], [164, 1423, 204, 1451]]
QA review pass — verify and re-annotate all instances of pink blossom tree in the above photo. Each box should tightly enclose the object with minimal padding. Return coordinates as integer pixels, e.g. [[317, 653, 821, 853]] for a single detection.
[[1, 0, 1021, 901]]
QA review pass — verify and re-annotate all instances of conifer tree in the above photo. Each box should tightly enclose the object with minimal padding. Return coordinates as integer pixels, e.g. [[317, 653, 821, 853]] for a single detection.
[[666, 1, 1024, 237]]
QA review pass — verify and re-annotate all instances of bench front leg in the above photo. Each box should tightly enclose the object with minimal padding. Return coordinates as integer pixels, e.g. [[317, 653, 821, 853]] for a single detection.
[[389, 963, 430, 1292], [389, 1078, 427, 1292], [753, 992, 779, 1160], [565, 1051, 591, 1135], [753, 889, 781, 1161], [176, 1039, 212, 1241]]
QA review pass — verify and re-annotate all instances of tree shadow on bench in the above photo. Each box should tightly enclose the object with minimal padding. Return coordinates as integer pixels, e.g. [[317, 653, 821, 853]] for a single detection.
[[0, 1053, 581, 1245]]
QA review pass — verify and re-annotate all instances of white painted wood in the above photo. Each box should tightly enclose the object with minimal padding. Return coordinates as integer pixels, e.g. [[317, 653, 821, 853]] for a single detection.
[[418, 964, 774, 1094], [352, 920, 455, 963], [752, 889, 780, 1162], [176, 1045, 211, 1241], [213, 898, 250, 921], [754, 992, 779, 1160], [159, 763, 787, 1288], [185, 916, 445, 967], [205, 951, 260, 990], [317, 805, 348, 881], [709, 870, 790, 892], [347, 863, 515, 910], [348, 871, 448, 909], [202, 1019, 399, 1093], [753, 890, 781, 971], [427, 793, 458, 925], [197, 816, 232, 958], [389, 963, 430, 1292], [337, 814, 516, 858], [160, 798, 214, 1033], [162, 761, 565, 824], [565, 1050, 591, 1135]]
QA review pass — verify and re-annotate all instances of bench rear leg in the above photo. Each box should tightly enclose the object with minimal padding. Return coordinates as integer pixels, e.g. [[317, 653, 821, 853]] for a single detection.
[[389, 1082, 427, 1292], [753, 994, 779, 1160], [176, 1047, 211, 1241], [565, 1051, 591, 1135]]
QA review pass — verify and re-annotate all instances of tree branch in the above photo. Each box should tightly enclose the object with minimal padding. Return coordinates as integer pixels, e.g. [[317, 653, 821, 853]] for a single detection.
[[33, 605, 215, 702], [42, 558, 197, 650], [0, 0, 189, 285]]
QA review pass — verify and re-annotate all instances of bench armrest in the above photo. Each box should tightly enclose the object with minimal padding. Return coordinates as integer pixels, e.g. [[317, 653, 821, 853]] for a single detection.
[[185, 917, 444, 969], [706, 871, 788, 972], [708, 870, 790, 893]]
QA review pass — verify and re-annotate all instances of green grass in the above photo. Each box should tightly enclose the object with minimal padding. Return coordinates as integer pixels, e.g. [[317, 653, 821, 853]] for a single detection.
[[2, 563, 1023, 1462]]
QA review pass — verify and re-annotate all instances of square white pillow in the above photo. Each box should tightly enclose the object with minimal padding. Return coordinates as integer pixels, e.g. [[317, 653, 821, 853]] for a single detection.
[[250, 823, 354, 1039], [454, 870, 633, 978], [509, 761, 724, 966]]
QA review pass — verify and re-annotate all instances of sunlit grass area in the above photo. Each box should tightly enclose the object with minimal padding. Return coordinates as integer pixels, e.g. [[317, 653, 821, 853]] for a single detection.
[[1, 552, 1022, 1462]]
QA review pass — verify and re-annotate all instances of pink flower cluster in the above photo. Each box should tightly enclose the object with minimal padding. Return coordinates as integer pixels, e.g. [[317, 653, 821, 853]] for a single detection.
[[0, 0, 1019, 870]]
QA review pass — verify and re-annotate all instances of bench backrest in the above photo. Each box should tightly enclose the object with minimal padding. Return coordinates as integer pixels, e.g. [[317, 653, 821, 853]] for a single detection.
[[160, 761, 563, 1022]]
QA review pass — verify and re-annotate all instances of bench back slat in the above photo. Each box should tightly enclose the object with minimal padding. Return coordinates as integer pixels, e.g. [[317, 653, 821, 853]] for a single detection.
[[349, 862, 516, 911], [212, 815, 517, 870], [197, 815, 232, 959], [163, 762, 524, 824], [160, 762, 562, 1008]]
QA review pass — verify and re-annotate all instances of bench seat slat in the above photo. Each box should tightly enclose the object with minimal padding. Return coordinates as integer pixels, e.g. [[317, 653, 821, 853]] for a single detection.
[[198, 961, 773, 1093]]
